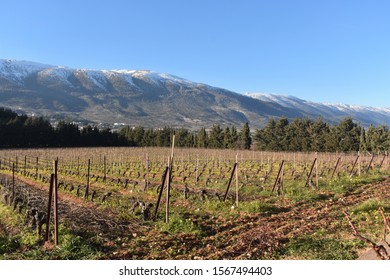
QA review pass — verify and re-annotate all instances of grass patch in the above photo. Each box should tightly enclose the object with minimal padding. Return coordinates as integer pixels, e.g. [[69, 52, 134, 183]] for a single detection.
[[155, 213, 202, 236], [278, 235, 365, 260], [0, 203, 103, 260], [239, 200, 283, 215], [351, 199, 390, 214]]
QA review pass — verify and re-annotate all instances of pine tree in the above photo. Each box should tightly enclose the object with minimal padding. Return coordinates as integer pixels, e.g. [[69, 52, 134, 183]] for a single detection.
[[197, 127, 207, 148], [208, 124, 224, 149], [239, 122, 252, 150]]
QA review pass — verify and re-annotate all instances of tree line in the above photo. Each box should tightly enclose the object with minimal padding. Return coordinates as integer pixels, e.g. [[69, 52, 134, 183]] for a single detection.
[[0, 108, 251, 149], [1, 107, 389, 152], [254, 117, 390, 152]]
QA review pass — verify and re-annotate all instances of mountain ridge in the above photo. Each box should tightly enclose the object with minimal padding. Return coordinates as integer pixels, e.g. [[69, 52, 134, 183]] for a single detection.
[[1, 59, 389, 129]]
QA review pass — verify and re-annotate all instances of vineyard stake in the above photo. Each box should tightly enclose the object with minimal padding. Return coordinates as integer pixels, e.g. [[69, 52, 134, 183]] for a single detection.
[[164, 134, 175, 223], [223, 162, 237, 201], [45, 174, 55, 242], [331, 157, 341, 178], [305, 157, 317, 188], [272, 160, 285, 193], [153, 166, 168, 220], [53, 160, 59, 245], [35, 157, 38, 179], [195, 154, 199, 185], [77, 156, 80, 176], [166, 156, 171, 223], [379, 154, 386, 169], [358, 151, 361, 176], [315, 152, 318, 189], [12, 163, 15, 198], [235, 153, 239, 207], [103, 156, 107, 182], [24, 156, 27, 175], [350, 154, 360, 177], [366, 154, 374, 172], [85, 159, 90, 199]]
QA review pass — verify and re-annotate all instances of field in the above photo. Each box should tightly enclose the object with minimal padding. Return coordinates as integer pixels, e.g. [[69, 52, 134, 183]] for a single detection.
[[0, 147, 390, 260]]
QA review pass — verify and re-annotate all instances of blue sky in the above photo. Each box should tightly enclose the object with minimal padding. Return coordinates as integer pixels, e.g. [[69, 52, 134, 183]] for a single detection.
[[1, 0, 389, 107]]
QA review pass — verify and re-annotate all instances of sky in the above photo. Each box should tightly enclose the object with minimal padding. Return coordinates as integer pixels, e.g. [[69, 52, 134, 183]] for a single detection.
[[1, 0, 389, 107]]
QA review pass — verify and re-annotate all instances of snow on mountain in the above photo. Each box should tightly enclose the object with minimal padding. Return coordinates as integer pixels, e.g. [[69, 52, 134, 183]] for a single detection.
[[247, 92, 389, 113], [247, 92, 390, 127], [245, 92, 308, 108], [36, 67, 73, 86], [1, 59, 390, 129], [0, 59, 52, 84]]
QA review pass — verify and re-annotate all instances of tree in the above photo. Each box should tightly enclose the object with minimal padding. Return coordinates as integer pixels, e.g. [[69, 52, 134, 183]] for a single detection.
[[208, 124, 223, 149], [308, 117, 329, 152], [336, 117, 360, 152], [197, 127, 208, 148], [359, 127, 367, 151], [254, 118, 276, 150], [223, 126, 232, 148], [239, 122, 252, 149], [56, 121, 81, 146], [230, 125, 238, 148]]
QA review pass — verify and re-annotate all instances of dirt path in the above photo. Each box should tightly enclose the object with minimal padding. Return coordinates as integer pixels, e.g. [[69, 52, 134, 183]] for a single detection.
[[2, 173, 389, 259], [0, 174, 145, 239], [117, 177, 390, 259]]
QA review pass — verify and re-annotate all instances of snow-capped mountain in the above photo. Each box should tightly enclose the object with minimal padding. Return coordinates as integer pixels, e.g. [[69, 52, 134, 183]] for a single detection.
[[1, 59, 389, 129], [247, 92, 390, 127]]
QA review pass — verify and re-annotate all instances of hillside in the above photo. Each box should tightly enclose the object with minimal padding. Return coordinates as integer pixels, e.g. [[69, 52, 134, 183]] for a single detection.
[[1, 59, 389, 129]]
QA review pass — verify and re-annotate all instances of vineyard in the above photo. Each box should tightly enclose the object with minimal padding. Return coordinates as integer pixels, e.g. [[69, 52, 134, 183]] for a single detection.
[[0, 147, 390, 260]]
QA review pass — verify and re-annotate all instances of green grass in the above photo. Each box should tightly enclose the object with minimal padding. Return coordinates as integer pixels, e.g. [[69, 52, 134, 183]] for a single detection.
[[351, 199, 390, 214], [276, 235, 365, 260], [154, 213, 203, 236], [0, 203, 104, 260], [238, 200, 284, 215]]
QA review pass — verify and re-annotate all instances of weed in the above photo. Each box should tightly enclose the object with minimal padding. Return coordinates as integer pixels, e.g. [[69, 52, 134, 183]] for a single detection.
[[155, 213, 202, 236], [278, 235, 365, 260]]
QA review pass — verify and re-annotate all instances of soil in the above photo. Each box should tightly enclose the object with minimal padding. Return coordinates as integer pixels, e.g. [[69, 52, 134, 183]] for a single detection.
[[1, 173, 390, 259]]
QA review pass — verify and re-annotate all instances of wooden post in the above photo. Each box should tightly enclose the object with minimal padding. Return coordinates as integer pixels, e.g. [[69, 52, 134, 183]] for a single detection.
[[12, 163, 15, 198], [366, 154, 374, 172], [166, 156, 171, 223], [358, 151, 361, 176], [195, 154, 199, 185], [223, 162, 237, 201], [35, 157, 39, 179], [53, 160, 59, 245], [379, 154, 386, 169], [77, 156, 80, 176], [315, 152, 319, 188], [153, 166, 169, 220], [305, 157, 317, 188], [85, 159, 90, 198], [24, 156, 27, 175], [235, 154, 239, 207], [103, 156, 107, 182], [331, 157, 341, 178], [272, 160, 285, 192], [45, 174, 55, 242], [350, 154, 360, 177]]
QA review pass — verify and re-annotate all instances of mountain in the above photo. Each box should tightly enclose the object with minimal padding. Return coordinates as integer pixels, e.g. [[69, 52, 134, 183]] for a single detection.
[[246, 93, 390, 127], [1, 59, 389, 129]]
